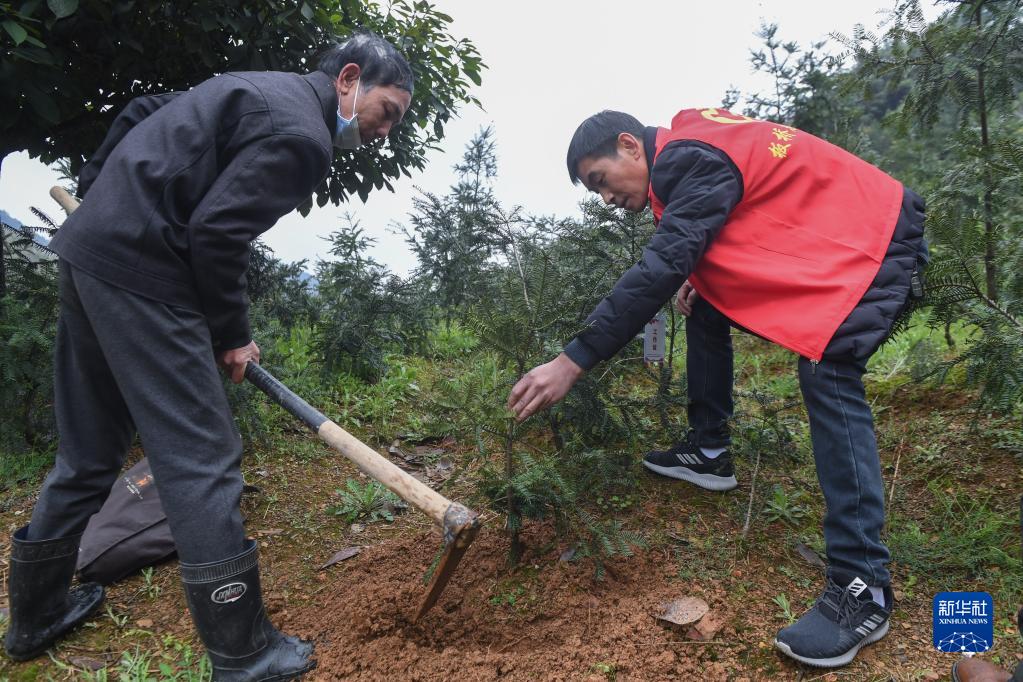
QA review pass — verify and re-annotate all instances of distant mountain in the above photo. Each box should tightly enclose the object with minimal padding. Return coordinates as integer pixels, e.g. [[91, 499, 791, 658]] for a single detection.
[[1, 209, 51, 246], [2, 207, 56, 264], [0, 209, 22, 228], [298, 270, 319, 291]]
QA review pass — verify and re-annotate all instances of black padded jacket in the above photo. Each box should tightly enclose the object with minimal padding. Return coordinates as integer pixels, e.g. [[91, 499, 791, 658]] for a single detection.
[[563, 127, 928, 370], [50, 71, 338, 350]]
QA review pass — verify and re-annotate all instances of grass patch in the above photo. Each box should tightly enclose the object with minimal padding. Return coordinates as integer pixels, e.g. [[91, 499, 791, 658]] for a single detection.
[[0, 448, 53, 495], [327, 478, 403, 524], [888, 483, 1021, 603], [423, 320, 479, 360]]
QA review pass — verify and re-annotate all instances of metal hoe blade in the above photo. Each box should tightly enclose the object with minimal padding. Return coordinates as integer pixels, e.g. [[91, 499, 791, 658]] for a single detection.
[[414, 503, 481, 621]]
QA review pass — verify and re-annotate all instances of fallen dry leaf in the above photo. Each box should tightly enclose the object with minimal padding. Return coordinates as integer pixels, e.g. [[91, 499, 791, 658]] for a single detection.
[[655, 596, 709, 628], [68, 656, 107, 671], [319, 546, 361, 570], [794, 542, 826, 568]]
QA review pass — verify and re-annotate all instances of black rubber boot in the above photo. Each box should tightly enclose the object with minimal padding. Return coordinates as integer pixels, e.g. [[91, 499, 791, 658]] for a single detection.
[[3, 525, 105, 661], [181, 540, 315, 681]]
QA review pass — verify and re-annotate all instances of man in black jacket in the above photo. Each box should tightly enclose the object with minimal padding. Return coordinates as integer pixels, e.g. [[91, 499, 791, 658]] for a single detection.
[[508, 110, 928, 669], [3, 32, 412, 680]]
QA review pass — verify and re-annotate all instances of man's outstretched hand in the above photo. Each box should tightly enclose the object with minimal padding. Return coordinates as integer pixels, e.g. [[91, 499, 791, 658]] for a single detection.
[[218, 340, 260, 384], [507, 353, 585, 422]]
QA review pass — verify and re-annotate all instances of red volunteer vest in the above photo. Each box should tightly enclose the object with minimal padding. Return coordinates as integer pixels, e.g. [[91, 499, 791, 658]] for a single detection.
[[649, 108, 903, 360]]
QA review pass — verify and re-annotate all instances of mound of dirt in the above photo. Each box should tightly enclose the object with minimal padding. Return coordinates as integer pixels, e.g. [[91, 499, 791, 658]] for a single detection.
[[285, 526, 738, 681]]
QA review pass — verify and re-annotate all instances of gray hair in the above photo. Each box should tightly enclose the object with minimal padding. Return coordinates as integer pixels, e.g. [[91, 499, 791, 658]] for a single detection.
[[317, 30, 414, 95]]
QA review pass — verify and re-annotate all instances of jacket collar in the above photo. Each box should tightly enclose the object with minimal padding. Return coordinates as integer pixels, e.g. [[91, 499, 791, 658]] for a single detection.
[[302, 71, 340, 135], [643, 126, 658, 176]]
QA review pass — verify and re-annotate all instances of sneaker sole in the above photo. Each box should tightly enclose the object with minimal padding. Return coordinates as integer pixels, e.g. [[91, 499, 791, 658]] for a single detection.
[[773, 619, 889, 668], [642, 461, 738, 491]]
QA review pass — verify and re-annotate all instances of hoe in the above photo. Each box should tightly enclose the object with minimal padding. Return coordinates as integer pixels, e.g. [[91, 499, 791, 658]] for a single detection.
[[50, 186, 481, 621]]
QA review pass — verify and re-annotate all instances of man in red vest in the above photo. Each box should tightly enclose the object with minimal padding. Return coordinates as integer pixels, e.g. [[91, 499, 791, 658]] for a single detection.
[[507, 109, 928, 668]]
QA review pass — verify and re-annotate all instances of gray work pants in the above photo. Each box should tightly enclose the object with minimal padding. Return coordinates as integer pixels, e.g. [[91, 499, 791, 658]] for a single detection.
[[27, 261, 246, 564]]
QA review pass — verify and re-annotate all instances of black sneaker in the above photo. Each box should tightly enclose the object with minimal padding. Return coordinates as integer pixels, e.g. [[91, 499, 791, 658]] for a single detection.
[[774, 570, 893, 668], [642, 433, 738, 491]]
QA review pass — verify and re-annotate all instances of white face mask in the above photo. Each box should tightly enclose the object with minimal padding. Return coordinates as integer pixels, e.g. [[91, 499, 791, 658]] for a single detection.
[[334, 79, 363, 150]]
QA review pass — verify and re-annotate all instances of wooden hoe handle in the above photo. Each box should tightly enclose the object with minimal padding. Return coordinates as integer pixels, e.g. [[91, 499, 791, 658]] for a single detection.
[[244, 362, 460, 526]]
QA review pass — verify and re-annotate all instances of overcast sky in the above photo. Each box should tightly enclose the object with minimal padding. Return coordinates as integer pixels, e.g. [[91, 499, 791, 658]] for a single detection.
[[0, 1, 939, 275]]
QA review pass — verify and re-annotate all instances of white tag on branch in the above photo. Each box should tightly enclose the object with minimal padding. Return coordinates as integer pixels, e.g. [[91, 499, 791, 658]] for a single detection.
[[643, 313, 667, 364]]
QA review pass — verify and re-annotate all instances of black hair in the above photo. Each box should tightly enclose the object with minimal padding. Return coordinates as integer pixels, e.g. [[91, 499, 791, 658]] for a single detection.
[[317, 30, 414, 95], [566, 110, 644, 184]]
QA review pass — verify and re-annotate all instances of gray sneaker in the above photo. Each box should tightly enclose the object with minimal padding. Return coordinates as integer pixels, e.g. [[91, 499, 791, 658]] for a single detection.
[[774, 570, 893, 668]]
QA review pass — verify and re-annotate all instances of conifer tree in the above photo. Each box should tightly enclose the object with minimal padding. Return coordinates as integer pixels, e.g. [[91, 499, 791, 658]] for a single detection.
[[846, 0, 1023, 410], [402, 127, 504, 323]]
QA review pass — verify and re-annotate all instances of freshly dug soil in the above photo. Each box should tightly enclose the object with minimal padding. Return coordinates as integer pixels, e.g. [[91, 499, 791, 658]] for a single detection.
[[282, 524, 957, 681]]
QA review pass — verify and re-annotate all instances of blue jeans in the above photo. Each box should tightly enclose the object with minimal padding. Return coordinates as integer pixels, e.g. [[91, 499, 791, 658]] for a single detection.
[[687, 298, 891, 586]]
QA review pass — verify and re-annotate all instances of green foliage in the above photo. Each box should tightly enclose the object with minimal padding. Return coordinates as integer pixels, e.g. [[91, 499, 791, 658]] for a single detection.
[[334, 357, 421, 433], [843, 1, 1022, 133], [226, 323, 329, 450], [1, 0, 484, 211], [887, 484, 1021, 600], [54, 635, 213, 681], [328, 477, 402, 524], [729, 22, 857, 145], [403, 132, 665, 568], [591, 661, 619, 682], [158, 635, 213, 682], [568, 510, 646, 581], [773, 593, 797, 624], [271, 325, 322, 397], [314, 217, 429, 382], [426, 351, 511, 447], [594, 492, 638, 514], [763, 484, 809, 526], [477, 451, 569, 529], [918, 197, 1023, 413], [139, 566, 161, 600], [726, 4, 1023, 418], [732, 384, 803, 538], [488, 582, 527, 609], [731, 388, 800, 464], [559, 448, 638, 510], [430, 356, 645, 573], [423, 320, 479, 360], [0, 208, 58, 461], [247, 241, 317, 330], [402, 127, 504, 319], [865, 311, 971, 387], [0, 444, 52, 494], [843, 0, 1023, 412]]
